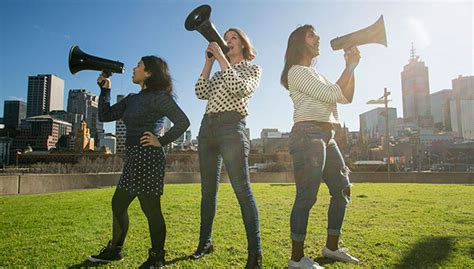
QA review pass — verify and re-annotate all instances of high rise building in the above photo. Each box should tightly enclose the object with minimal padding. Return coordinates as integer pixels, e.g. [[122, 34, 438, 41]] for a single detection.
[[430, 89, 452, 131], [67, 89, 104, 142], [3, 100, 26, 129], [115, 95, 127, 154], [450, 75, 474, 139], [185, 129, 192, 145], [400, 45, 433, 127], [27, 74, 64, 117], [359, 107, 397, 143], [0, 137, 13, 165]]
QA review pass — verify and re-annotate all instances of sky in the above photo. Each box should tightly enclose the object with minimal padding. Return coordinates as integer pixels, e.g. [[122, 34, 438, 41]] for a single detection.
[[0, 0, 472, 139]]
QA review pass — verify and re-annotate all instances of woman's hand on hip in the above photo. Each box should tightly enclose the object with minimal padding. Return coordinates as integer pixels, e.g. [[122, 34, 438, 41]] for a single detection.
[[140, 131, 162, 147]]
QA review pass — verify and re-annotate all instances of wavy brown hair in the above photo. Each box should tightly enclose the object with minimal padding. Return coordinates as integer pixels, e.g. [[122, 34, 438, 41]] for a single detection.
[[225, 28, 256, 61], [280, 25, 315, 90], [141, 56, 173, 95]]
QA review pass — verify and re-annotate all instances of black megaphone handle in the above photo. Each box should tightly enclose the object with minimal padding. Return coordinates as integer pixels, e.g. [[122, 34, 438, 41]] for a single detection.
[[97, 71, 112, 87]]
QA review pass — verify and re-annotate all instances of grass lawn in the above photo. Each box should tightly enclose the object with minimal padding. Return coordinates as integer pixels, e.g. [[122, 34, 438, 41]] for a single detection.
[[1, 183, 473, 268]]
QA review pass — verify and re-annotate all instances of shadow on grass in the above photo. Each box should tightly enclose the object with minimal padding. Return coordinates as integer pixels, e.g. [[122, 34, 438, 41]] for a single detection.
[[66, 256, 189, 268], [395, 236, 455, 268], [270, 183, 295, 187], [68, 259, 108, 268], [166, 255, 189, 265], [315, 257, 337, 267]]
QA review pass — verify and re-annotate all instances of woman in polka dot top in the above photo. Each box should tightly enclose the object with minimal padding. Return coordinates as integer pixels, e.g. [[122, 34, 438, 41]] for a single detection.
[[88, 56, 190, 268], [190, 28, 263, 269]]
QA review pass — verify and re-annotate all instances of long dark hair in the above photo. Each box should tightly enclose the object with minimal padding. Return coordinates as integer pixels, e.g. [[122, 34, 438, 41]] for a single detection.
[[141, 56, 173, 95], [280, 25, 315, 90]]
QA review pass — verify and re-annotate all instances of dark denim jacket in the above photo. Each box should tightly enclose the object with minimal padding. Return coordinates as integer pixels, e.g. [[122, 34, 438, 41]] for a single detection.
[[99, 88, 190, 146]]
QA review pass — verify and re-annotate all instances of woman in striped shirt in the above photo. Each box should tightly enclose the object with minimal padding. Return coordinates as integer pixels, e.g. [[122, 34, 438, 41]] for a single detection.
[[190, 28, 262, 269], [281, 25, 361, 268]]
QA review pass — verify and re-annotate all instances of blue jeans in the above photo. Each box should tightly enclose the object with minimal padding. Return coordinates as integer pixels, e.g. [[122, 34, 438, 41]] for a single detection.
[[289, 121, 351, 241], [197, 112, 261, 254]]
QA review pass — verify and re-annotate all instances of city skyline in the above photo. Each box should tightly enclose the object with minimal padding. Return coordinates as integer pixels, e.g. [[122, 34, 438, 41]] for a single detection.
[[1, 0, 472, 138]]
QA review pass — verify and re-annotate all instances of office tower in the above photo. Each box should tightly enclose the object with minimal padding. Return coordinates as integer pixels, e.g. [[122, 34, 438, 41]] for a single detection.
[[67, 89, 104, 142], [400, 44, 433, 127], [430, 89, 452, 131], [450, 75, 474, 139], [3, 100, 26, 129], [27, 74, 64, 117]]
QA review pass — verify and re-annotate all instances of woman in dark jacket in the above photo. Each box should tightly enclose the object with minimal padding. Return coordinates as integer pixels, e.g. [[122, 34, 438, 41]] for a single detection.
[[87, 56, 190, 269]]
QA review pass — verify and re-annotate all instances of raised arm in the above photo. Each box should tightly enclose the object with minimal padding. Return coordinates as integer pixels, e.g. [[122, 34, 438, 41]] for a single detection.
[[335, 47, 360, 103], [195, 44, 216, 100], [98, 88, 130, 122]]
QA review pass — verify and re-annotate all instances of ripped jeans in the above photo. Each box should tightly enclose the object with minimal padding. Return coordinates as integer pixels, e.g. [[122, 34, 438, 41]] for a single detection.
[[289, 121, 351, 241]]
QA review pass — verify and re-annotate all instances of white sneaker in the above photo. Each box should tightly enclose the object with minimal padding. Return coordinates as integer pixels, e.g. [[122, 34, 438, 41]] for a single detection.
[[322, 246, 359, 263], [288, 256, 324, 269]]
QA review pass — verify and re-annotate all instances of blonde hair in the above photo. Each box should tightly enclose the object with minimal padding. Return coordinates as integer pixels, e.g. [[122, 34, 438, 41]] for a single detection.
[[225, 28, 256, 61]]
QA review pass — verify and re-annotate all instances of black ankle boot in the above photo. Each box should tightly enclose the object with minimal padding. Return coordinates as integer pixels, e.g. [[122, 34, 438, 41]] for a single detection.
[[88, 240, 123, 263], [139, 249, 165, 269], [189, 241, 214, 260], [245, 251, 262, 269]]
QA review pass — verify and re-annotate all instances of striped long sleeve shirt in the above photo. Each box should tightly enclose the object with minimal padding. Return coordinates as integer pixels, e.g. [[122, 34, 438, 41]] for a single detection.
[[287, 65, 350, 124], [195, 60, 262, 117]]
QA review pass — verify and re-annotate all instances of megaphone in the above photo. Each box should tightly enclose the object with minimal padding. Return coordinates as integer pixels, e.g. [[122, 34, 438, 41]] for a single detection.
[[185, 4, 229, 58], [68, 45, 124, 77], [330, 15, 387, 51]]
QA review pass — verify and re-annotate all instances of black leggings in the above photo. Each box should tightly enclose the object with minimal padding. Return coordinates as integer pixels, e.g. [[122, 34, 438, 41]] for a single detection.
[[110, 187, 166, 252]]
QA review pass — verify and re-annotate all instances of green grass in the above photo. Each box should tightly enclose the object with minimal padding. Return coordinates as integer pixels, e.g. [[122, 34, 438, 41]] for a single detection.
[[1, 183, 473, 268]]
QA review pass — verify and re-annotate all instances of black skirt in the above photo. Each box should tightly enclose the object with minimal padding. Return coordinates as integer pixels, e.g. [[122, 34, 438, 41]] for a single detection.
[[118, 145, 166, 196]]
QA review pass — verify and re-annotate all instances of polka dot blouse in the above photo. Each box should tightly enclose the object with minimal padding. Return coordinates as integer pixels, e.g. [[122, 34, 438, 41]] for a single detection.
[[195, 60, 262, 117]]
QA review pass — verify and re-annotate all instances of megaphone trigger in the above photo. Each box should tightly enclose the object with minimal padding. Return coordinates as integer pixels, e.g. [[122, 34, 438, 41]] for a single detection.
[[101, 70, 112, 78]]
